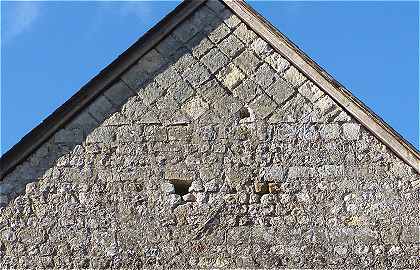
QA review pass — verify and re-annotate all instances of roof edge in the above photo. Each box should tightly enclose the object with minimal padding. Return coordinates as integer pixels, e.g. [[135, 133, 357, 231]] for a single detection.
[[0, 0, 207, 179], [223, 0, 420, 173]]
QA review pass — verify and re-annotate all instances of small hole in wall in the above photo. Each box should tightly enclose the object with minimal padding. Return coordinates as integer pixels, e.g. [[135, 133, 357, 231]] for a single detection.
[[170, 180, 191, 196], [239, 107, 251, 121]]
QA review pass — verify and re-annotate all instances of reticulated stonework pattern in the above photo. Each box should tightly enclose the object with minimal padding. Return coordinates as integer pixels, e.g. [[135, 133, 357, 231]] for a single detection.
[[0, 1, 418, 268]]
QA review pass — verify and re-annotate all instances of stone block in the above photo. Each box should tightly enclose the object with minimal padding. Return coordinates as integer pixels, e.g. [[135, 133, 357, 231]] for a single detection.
[[122, 97, 149, 120], [121, 63, 149, 90], [204, 179, 219, 192], [319, 123, 341, 140], [249, 93, 277, 120], [54, 128, 83, 144], [283, 66, 306, 88], [116, 125, 143, 142], [233, 23, 257, 45], [103, 80, 134, 107], [251, 38, 273, 58], [268, 183, 281, 194], [86, 126, 116, 143], [144, 126, 168, 142], [232, 78, 258, 103], [253, 63, 277, 89], [168, 126, 189, 141], [172, 48, 198, 73], [207, 23, 231, 44], [187, 34, 214, 59], [155, 66, 182, 90], [172, 19, 200, 43], [218, 34, 245, 58], [155, 34, 183, 57], [138, 49, 166, 74], [288, 166, 315, 179], [206, 0, 226, 14], [264, 165, 285, 182], [233, 49, 261, 75], [168, 80, 194, 104], [343, 123, 360, 140], [201, 47, 230, 73], [221, 10, 241, 29], [254, 182, 268, 194], [265, 52, 290, 73], [183, 62, 211, 87], [266, 77, 295, 105], [139, 81, 165, 106], [197, 79, 227, 104], [212, 94, 243, 119], [217, 64, 246, 90], [87, 95, 115, 122], [66, 110, 98, 134], [162, 182, 175, 194], [168, 194, 182, 209], [182, 193, 196, 202], [298, 81, 324, 104], [181, 96, 209, 120]]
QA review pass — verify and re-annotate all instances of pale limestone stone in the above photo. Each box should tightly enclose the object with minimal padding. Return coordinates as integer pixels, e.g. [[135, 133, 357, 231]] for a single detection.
[[217, 64, 245, 90], [283, 66, 306, 88], [181, 96, 209, 120], [343, 123, 360, 140], [265, 52, 290, 73]]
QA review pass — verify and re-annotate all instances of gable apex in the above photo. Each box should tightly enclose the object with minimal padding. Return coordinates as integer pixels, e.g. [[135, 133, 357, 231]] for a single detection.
[[1, 0, 418, 179]]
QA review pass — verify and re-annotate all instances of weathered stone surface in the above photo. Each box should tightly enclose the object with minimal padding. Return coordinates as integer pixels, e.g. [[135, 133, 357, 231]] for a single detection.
[[1, 3, 418, 270], [181, 96, 209, 120], [283, 66, 306, 88], [103, 80, 134, 107], [218, 34, 244, 58], [266, 77, 295, 105], [249, 93, 277, 119], [201, 47, 230, 73], [233, 49, 261, 75], [217, 64, 246, 90]]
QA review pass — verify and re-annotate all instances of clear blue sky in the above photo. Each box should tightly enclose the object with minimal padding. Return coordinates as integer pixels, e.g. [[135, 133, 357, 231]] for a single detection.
[[1, 1, 419, 155]]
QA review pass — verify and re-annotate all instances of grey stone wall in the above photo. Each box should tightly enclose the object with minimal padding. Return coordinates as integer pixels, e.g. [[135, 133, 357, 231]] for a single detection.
[[1, 1, 418, 268]]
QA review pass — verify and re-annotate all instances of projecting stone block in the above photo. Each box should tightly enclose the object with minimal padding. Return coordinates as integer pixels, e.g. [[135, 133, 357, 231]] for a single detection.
[[183, 62, 211, 88], [253, 63, 277, 89], [232, 78, 258, 103], [182, 96, 209, 120], [233, 49, 261, 75], [298, 81, 324, 104], [116, 125, 143, 142], [266, 78, 295, 105], [343, 123, 360, 140], [249, 93, 277, 120], [197, 79, 227, 104], [213, 94, 243, 119], [251, 38, 273, 58], [218, 34, 245, 58], [283, 66, 306, 88], [168, 80, 194, 105], [265, 52, 290, 73], [217, 64, 246, 90], [139, 81, 165, 106], [121, 63, 149, 90], [221, 10, 241, 29], [172, 49, 198, 73], [207, 23, 231, 44], [233, 23, 257, 45], [201, 47, 230, 73]]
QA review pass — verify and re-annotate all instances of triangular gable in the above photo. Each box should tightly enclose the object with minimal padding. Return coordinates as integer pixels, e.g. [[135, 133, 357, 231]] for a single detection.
[[1, 0, 418, 179]]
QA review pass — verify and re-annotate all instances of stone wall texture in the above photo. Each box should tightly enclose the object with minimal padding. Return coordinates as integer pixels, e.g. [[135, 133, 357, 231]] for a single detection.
[[1, 1, 419, 268]]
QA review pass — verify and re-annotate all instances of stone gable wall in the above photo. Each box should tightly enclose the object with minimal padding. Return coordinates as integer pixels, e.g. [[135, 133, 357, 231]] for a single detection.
[[0, 1, 418, 268]]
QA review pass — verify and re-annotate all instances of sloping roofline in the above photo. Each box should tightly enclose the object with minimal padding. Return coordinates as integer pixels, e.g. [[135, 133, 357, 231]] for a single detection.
[[1, 0, 418, 179]]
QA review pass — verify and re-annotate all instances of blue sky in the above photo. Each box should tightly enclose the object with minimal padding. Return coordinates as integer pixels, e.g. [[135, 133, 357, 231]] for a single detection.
[[1, 1, 419, 154]]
